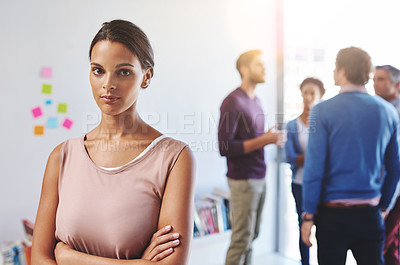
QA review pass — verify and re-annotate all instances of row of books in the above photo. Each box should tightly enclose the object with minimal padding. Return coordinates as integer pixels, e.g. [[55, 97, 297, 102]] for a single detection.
[[193, 188, 232, 237], [1, 220, 33, 265]]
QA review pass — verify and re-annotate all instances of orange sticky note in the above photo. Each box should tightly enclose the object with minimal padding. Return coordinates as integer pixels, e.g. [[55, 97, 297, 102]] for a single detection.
[[34, 125, 45, 135]]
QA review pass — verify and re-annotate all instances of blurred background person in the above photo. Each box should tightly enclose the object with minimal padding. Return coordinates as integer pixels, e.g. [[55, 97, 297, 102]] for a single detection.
[[285, 77, 325, 265], [373, 65, 400, 265], [301, 47, 400, 265], [218, 50, 286, 265]]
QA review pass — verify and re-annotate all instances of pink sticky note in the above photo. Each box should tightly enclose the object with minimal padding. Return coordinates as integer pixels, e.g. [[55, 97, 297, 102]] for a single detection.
[[62, 118, 74, 130], [41, 67, 53, 78], [31, 106, 43, 118]]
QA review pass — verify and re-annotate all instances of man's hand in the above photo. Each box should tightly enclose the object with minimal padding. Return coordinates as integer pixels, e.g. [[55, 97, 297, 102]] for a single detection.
[[296, 154, 305, 166], [264, 125, 287, 147], [141, 225, 180, 261], [300, 213, 314, 247], [381, 209, 389, 220]]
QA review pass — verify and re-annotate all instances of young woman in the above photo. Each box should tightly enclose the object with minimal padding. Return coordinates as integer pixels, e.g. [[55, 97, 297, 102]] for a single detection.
[[31, 20, 196, 265], [285, 77, 325, 265]]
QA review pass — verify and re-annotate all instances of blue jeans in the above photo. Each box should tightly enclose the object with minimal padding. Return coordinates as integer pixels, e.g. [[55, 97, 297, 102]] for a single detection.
[[315, 205, 385, 265], [292, 183, 309, 265]]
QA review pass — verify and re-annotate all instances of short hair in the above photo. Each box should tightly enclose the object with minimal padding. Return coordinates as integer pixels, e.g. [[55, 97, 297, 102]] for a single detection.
[[89, 20, 154, 78], [375, 65, 400, 84], [300, 77, 326, 97], [335, 47, 372, 85], [236, 50, 262, 77]]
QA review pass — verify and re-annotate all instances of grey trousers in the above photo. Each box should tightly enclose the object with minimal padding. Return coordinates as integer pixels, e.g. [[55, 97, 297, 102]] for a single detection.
[[225, 178, 266, 265]]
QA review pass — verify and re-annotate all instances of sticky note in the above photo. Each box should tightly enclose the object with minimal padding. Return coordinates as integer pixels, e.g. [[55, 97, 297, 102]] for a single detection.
[[31, 106, 43, 118], [57, 103, 68, 113], [41, 67, 53, 78], [45, 99, 52, 105], [42, 84, 52, 95], [34, 125, 45, 135], [62, 118, 74, 130], [47, 117, 58, 129]]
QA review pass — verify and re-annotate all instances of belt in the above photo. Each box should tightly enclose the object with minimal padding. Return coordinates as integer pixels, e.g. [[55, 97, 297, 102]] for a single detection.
[[322, 202, 373, 209]]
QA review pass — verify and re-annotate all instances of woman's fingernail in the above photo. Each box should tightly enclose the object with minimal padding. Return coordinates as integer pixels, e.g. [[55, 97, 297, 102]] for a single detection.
[[173, 239, 180, 244], [173, 233, 179, 238], [165, 225, 171, 230]]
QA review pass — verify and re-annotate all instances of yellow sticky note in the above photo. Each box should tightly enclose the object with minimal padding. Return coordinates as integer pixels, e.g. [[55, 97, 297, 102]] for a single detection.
[[42, 84, 53, 95], [34, 125, 45, 135], [57, 103, 68, 113]]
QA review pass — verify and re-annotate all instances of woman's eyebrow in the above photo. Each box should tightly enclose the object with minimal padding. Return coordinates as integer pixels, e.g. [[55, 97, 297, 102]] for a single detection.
[[116, 63, 135, 68], [90, 62, 102, 67]]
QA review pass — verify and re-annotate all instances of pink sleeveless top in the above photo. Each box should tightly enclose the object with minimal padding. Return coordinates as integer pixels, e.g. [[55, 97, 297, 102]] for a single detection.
[[55, 135, 187, 259]]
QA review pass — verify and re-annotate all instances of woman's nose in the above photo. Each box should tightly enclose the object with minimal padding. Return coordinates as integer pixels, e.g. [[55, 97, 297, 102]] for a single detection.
[[102, 74, 116, 90]]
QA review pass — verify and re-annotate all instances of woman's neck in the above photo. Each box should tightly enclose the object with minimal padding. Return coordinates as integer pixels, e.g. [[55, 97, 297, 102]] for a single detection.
[[300, 107, 311, 126], [97, 111, 145, 140]]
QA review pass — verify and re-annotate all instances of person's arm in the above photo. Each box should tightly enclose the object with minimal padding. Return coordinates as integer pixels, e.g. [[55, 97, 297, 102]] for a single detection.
[[284, 120, 303, 165], [54, 146, 196, 265], [301, 106, 328, 247], [218, 97, 286, 156], [379, 119, 400, 210], [243, 126, 286, 154], [218, 97, 245, 157], [31, 143, 64, 265]]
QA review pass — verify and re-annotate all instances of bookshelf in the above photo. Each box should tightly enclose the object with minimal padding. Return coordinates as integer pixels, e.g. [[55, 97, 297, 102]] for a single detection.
[[189, 188, 232, 265], [190, 231, 231, 265]]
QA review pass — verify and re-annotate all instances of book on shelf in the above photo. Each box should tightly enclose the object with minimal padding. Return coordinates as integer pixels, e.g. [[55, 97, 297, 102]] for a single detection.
[[0, 219, 34, 265], [193, 190, 231, 238]]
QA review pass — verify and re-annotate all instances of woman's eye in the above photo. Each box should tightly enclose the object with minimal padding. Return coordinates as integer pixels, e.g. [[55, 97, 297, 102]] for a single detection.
[[119, 69, 131, 76], [92, 68, 104, 75]]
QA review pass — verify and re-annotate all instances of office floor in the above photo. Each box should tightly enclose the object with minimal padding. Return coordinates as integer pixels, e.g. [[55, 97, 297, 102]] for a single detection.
[[252, 253, 299, 265], [251, 251, 357, 265]]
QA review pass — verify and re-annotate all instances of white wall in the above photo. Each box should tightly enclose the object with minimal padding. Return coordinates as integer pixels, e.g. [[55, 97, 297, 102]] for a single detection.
[[0, 0, 279, 257]]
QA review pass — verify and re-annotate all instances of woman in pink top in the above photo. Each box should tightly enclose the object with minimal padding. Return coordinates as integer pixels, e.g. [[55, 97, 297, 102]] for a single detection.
[[31, 20, 196, 265]]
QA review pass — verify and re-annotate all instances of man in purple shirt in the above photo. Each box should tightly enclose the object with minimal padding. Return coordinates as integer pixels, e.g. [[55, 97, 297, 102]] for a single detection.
[[218, 50, 286, 265]]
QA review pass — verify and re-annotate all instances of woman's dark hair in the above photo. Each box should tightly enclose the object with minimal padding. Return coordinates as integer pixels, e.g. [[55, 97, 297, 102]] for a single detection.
[[89, 20, 154, 77], [300, 77, 325, 97]]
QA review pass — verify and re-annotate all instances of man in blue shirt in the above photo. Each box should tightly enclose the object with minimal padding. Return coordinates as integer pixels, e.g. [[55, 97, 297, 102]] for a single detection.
[[301, 47, 400, 265], [374, 64, 400, 265]]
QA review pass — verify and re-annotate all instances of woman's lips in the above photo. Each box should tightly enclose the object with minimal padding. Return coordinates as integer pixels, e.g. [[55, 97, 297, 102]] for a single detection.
[[101, 95, 120, 103]]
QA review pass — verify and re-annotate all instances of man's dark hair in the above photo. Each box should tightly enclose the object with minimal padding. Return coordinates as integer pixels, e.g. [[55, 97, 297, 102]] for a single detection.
[[236, 50, 262, 77], [375, 65, 400, 84], [336, 47, 371, 85]]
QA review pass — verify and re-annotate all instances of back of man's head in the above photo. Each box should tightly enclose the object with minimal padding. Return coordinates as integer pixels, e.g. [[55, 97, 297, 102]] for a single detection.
[[375, 65, 400, 84], [236, 50, 262, 77], [336, 47, 372, 85]]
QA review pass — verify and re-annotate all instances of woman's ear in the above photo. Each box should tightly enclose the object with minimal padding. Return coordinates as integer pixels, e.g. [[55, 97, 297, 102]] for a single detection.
[[141, 68, 154, 89]]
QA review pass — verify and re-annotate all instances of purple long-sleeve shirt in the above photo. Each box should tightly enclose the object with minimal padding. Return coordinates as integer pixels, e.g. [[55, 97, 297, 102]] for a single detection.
[[218, 88, 266, 180]]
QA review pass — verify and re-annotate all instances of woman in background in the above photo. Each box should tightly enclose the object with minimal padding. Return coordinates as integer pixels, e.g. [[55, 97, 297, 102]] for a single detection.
[[285, 77, 325, 265], [31, 20, 195, 265]]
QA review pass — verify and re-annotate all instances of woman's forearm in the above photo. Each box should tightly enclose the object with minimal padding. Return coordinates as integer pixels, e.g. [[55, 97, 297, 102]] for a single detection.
[[31, 254, 58, 265], [56, 244, 170, 265], [57, 249, 153, 265]]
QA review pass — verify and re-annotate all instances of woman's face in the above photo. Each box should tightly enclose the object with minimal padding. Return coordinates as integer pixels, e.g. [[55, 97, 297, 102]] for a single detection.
[[89, 40, 149, 116], [301, 83, 321, 109]]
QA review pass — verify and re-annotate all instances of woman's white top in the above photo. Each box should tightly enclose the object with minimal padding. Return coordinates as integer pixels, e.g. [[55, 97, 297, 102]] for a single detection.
[[99, 135, 167, 170], [293, 118, 308, 185]]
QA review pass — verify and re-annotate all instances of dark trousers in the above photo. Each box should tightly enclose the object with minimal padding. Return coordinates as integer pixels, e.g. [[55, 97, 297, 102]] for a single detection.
[[315, 205, 385, 265], [384, 196, 400, 265], [292, 183, 309, 265]]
